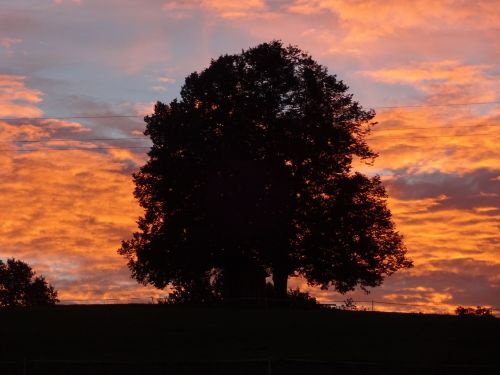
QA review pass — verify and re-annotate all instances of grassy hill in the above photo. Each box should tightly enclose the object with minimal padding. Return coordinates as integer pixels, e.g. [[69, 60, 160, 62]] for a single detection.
[[0, 304, 499, 374]]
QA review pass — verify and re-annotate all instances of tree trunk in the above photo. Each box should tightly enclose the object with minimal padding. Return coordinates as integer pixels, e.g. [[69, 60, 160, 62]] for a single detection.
[[272, 266, 288, 306], [222, 259, 266, 306]]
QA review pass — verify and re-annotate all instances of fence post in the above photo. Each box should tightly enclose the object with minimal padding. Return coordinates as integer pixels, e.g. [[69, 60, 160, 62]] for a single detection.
[[371, 300, 374, 312], [267, 358, 272, 375]]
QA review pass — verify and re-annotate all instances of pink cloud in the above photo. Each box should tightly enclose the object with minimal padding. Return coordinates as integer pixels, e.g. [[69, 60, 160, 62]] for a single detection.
[[0, 37, 22, 48], [163, 0, 267, 18], [53, 0, 82, 5]]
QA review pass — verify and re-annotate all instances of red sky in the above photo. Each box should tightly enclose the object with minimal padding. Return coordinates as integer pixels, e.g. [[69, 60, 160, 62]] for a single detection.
[[0, 0, 499, 312]]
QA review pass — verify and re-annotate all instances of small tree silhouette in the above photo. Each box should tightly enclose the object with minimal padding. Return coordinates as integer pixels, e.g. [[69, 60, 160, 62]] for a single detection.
[[455, 306, 493, 317], [286, 288, 322, 308], [0, 258, 58, 307], [455, 305, 494, 317]]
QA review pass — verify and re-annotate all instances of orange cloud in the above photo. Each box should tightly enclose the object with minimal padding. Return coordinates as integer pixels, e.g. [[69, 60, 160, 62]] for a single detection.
[[0, 145, 158, 300], [348, 58, 500, 311], [365, 112, 500, 175], [289, 0, 500, 43], [388, 199, 499, 262], [0, 75, 160, 301], [363, 60, 500, 104], [357, 60, 500, 175], [0, 75, 43, 117]]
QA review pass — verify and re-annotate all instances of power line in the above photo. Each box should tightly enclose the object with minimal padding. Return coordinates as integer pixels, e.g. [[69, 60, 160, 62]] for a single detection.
[[1, 123, 499, 145], [2, 123, 499, 144], [0, 115, 140, 121], [372, 123, 499, 131], [0, 146, 151, 152], [0, 100, 498, 122], [374, 100, 500, 109], [0, 124, 498, 145], [367, 132, 500, 140], [0, 137, 147, 144], [54, 297, 500, 313], [0, 131, 497, 152], [0, 124, 498, 147]]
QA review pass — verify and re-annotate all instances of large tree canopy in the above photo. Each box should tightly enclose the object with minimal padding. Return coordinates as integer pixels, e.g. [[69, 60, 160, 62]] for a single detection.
[[119, 41, 412, 303]]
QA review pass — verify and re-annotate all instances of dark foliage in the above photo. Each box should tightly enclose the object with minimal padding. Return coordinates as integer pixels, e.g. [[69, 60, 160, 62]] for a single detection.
[[455, 305, 494, 317], [0, 258, 58, 307], [162, 269, 223, 305], [162, 283, 322, 309], [286, 288, 322, 308], [119, 41, 412, 303]]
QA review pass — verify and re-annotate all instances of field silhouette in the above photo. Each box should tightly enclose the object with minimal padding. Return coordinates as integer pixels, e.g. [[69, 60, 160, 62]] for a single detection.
[[0, 305, 499, 374]]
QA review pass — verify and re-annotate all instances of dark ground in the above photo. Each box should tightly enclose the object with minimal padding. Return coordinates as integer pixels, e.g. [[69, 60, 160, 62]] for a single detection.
[[0, 304, 499, 374]]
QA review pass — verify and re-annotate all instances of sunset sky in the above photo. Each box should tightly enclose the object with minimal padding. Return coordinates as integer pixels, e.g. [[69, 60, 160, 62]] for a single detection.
[[0, 0, 499, 312]]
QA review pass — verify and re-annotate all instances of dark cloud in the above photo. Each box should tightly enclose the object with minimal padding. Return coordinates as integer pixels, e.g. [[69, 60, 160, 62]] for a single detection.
[[387, 168, 500, 212], [295, 258, 500, 313], [385, 258, 500, 307], [264, 0, 307, 12], [0, 8, 41, 37]]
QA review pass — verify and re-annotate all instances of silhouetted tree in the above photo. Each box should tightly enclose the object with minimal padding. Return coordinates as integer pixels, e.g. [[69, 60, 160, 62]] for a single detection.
[[455, 305, 494, 317], [286, 288, 322, 309], [0, 258, 58, 307], [119, 41, 412, 304]]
